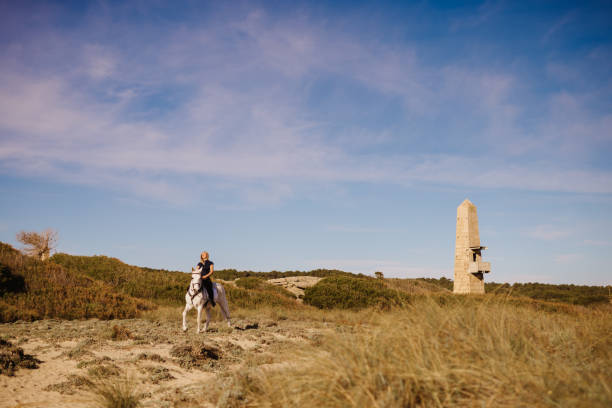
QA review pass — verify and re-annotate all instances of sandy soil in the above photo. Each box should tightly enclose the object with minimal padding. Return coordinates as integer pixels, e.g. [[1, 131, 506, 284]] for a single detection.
[[267, 276, 322, 299], [0, 311, 327, 408]]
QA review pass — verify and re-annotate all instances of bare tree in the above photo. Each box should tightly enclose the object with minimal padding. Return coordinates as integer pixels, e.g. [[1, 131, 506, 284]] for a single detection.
[[16, 229, 58, 261]]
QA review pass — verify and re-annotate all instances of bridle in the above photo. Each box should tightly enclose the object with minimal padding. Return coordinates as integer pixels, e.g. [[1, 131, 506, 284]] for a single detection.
[[188, 272, 202, 302]]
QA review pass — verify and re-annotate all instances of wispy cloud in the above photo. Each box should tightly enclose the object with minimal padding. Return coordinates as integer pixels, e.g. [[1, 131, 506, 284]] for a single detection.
[[0, 2, 611, 206], [450, 1, 504, 31], [542, 11, 575, 43]]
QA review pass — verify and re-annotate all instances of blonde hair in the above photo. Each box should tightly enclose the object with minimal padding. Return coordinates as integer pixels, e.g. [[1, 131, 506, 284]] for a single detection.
[[200, 251, 209, 261]]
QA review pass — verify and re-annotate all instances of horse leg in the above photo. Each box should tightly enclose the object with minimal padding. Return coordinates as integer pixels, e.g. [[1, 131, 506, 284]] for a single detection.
[[196, 303, 203, 333], [182, 301, 193, 332], [219, 292, 231, 327], [204, 307, 212, 332]]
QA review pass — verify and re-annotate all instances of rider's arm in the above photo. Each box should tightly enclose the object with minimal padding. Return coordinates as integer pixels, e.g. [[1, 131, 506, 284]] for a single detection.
[[202, 264, 213, 279]]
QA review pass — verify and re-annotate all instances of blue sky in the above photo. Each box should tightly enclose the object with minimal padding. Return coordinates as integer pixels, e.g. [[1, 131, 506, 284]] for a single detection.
[[1, 0, 611, 285]]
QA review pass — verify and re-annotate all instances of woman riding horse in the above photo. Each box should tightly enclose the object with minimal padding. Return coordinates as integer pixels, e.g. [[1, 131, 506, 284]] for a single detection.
[[197, 251, 215, 307]]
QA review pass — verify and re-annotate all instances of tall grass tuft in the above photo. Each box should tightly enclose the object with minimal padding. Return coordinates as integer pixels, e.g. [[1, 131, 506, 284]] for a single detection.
[[90, 376, 142, 408], [219, 296, 612, 407]]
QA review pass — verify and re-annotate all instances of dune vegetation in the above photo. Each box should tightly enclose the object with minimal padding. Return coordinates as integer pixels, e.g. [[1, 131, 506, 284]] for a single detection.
[[1, 242, 610, 407], [216, 297, 612, 408], [1, 241, 609, 322], [303, 275, 412, 309], [1, 243, 307, 322], [485, 281, 610, 306], [0, 243, 153, 322], [51, 252, 189, 306]]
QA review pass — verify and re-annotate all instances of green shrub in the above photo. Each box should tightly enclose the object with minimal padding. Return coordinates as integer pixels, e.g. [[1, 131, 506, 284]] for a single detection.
[[51, 252, 301, 309], [486, 282, 610, 306], [234, 277, 265, 290], [51, 253, 189, 306], [225, 285, 299, 309], [0, 263, 25, 295], [235, 277, 296, 299], [415, 276, 454, 291], [304, 276, 411, 310], [0, 243, 155, 322], [0, 300, 39, 322]]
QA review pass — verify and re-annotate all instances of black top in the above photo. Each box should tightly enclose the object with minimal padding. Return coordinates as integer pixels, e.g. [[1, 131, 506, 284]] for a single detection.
[[197, 260, 214, 279]]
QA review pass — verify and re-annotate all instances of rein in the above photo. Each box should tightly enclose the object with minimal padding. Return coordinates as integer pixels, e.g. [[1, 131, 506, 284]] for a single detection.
[[188, 273, 203, 302]]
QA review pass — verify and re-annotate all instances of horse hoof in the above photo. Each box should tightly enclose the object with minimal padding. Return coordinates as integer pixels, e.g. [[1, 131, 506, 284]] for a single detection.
[[182, 327, 187, 332]]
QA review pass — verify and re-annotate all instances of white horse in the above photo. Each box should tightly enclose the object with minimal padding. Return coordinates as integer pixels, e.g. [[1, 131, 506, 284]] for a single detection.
[[182, 268, 231, 333]]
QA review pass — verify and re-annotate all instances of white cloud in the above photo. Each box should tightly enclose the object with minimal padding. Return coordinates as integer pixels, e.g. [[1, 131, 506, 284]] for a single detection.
[[1, 5, 611, 206], [542, 12, 575, 43], [450, 0, 503, 31], [82, 44, 116, 79]]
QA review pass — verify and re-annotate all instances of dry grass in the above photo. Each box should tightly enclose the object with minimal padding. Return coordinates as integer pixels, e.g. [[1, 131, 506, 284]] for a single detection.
[[110, 325, 133, 341], [0, 243, 154, 322], [2, 296, 609, 407], [217, 296, 612, 408], [0, 338, 41, 376], [90, 375, 142, 408]]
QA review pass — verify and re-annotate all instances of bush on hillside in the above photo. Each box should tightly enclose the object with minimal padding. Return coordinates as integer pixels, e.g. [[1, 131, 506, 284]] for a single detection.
[[384, 278, 451, 294], [235, 277, 296, 299], [51, 253, 302, 308], [51, 253, 189, 306], [0, 264, 25, 295], [486, 282, 610, 306], [234, 277, 265, 290], [304, 276, 411, 310], [416, 277, 454, 291], [392, 277, 609, 307], [0, 243, 154, 322], [225, 285, 300, 309]]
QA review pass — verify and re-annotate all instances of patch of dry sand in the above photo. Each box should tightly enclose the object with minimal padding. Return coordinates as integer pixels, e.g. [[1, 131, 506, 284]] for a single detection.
[[267, 276, 322, 299], [0, 310, 327, 408]]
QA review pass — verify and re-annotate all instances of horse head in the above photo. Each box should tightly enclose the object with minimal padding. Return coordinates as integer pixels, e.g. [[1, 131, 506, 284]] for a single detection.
[[190, 266, 202, 283]]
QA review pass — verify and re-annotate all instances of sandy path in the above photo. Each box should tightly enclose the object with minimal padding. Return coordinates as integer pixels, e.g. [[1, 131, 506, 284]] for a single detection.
[[0, 315, 322, 408]]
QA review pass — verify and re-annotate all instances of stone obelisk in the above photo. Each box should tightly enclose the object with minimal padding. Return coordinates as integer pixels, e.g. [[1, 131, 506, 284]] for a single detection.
[[453, 199, 491, 294]]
